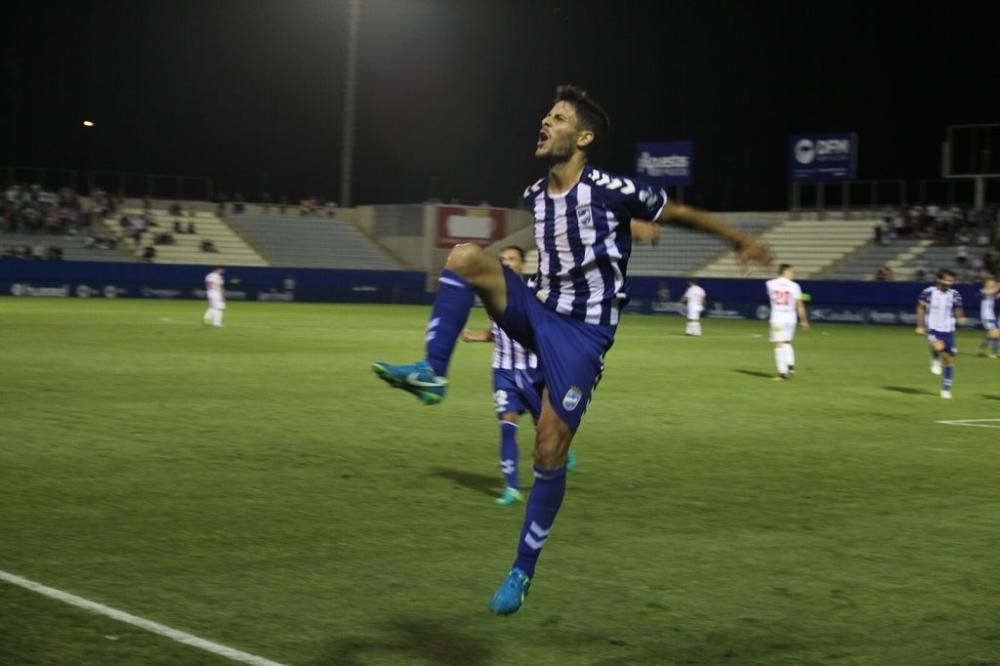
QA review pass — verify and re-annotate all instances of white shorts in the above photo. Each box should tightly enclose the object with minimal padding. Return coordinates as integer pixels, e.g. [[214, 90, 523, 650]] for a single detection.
[[208, 294, 225, 310], [687, 305, 703, 320], [769, 320, 796, 343]]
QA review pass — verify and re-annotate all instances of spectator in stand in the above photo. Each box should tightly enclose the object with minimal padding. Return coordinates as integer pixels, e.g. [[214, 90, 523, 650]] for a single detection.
[[914, 263, 929, 282], [186, 221, 197, 234], [875, 265, 894, 281], [169, 202, 183, 216], [143, 245, 156, 261], [173, 220, 183, 233], [874, 224, 885, 245], [956, 243, 969, 267], [200, 239, 218, 253]]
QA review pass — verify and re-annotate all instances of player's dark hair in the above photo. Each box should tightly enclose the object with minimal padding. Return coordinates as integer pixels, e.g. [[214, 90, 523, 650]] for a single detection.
[[554, 84, 610, 152], [938, 269, 955, 279], [778, 263, 793, 274], [501, 245, 525, 261]]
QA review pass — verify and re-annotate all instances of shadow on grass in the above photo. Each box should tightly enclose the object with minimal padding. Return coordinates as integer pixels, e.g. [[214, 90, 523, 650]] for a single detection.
[[881, 386, 934, 396], [319, 618, 492, 666], [734, 369, 774, 379], [981, 394, 1000, 401], [432, 468, 497, 497]]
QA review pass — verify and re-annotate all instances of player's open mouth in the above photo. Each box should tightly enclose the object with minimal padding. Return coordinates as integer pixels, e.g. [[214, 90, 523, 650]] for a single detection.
[[537, 130, 549, 147]]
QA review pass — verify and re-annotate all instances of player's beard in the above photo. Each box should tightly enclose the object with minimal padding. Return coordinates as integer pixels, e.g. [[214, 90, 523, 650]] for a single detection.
[[538, 132, 577, 165]]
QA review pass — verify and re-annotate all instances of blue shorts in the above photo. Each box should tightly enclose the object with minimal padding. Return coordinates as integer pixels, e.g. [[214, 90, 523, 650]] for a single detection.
[[983, 318, 998, 332], [493, 367, 542, 420], [928, 329, 957, 354], [496, 266, 616, 433]]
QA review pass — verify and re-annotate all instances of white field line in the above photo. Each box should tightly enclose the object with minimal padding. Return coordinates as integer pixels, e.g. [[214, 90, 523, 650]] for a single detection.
[[0, 570, 288, 666], [935, 418, 1000, 429]]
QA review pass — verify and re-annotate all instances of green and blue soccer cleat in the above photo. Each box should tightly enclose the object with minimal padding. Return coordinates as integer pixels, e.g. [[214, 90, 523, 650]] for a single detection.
[[566, 450, 577, 472], [489, 567, 531, 615], [371, 359, 447, 405], [495, 487, 523, 506]]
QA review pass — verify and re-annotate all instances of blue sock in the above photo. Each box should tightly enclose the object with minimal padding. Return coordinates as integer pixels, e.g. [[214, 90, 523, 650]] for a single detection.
[[513, 465, 567, 578], [499, 421, 520, 490], [424, 269, 474, 377], [943, 365, 954, 390]]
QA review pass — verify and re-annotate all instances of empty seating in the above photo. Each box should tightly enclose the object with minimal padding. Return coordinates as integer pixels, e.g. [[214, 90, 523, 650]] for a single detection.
[[228, 214, 398, 270]]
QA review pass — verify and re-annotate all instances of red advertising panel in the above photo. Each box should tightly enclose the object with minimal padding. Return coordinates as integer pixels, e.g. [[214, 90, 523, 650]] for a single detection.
[[436, 206, 507, 248]]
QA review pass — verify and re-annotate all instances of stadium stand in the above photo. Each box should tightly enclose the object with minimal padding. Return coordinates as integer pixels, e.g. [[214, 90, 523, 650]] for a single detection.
[[695, 217, 880, 279], [117, 208, 269, 266], [629, 215, 782, 276], [820, 238, 930, 280], [227, 213, 399, 270], [0, 230, 136, 262]]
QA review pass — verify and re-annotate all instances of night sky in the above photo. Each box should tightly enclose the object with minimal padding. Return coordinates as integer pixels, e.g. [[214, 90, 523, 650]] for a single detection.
[[4, 0, 997, 210]]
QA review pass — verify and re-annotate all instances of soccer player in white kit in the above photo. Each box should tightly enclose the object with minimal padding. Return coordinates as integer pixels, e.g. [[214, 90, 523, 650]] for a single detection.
[[975, 274, 999, 358], [203, 266, 226, 327], [766, 264, 809, 380], [680, 279, 706, 336], [916, 269, 964, 398]]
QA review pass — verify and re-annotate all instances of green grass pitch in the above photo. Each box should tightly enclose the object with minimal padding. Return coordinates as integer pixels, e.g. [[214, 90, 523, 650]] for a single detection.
[[1, 298, 999, 665]]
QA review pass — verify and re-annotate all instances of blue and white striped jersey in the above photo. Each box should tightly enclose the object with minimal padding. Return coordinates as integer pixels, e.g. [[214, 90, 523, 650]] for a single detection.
[[523, 165, 667, 326], [920, 286, 963, 332], [490, 320, 538, 371], [980, 288, 997, 321]]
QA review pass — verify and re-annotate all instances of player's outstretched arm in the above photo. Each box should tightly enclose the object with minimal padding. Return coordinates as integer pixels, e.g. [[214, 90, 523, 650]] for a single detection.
[[654, 201, 772, 272], [630, 219, 660, 245], [460, 328, 492, 343], [956, 307, 967, 327], [915, 302, 926, 334]]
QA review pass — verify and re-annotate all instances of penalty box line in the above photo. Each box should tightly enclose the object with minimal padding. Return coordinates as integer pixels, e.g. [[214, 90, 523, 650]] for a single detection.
[[0, 569, 288, 666]]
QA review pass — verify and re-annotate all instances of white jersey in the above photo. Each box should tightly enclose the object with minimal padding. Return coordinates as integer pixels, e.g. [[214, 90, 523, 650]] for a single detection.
[[980, 288, 997, 322], [766, 277, 802, 322], [683, 285, 706, 313], [919, 286, 962, 332], [205, 272, 224, 297]]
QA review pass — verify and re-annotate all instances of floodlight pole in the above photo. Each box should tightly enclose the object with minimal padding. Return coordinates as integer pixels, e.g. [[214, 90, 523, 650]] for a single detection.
[[339, 0, 360, 207]]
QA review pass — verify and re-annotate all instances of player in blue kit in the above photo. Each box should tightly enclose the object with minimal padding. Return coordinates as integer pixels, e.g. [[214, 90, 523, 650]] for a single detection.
[[915, 269, 965, 399], [975, 274, 999, 358], [461, 245, 575, 506], [373, 84, 771, 614]]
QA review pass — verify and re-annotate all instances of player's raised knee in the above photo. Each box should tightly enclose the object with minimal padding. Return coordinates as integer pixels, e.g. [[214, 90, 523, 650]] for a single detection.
[[445, 243, 492, 277]]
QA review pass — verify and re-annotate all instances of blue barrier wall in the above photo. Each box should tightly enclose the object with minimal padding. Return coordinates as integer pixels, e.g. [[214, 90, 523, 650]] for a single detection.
[[0, 261, 985, 327], [0, 261, 432, 305]]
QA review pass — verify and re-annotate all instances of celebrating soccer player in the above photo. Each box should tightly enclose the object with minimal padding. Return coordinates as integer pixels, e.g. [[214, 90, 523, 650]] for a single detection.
[[373, 84, 771, 614]]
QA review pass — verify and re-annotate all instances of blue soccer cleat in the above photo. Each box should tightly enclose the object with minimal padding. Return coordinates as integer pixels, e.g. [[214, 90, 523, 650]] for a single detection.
[[489, 568, 531, 615], [566, 450, 577, 472], [372, 360, 447, 405]]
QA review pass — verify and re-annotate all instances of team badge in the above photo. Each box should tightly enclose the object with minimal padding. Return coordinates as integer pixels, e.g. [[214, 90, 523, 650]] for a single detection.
[[576, 205, 593, 227], [562, 386, 583, 411]]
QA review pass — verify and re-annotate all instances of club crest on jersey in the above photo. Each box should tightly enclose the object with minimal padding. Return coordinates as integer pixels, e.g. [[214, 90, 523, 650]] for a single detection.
[[562, 385, 583, 411], [576, 205, 593, 227]]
